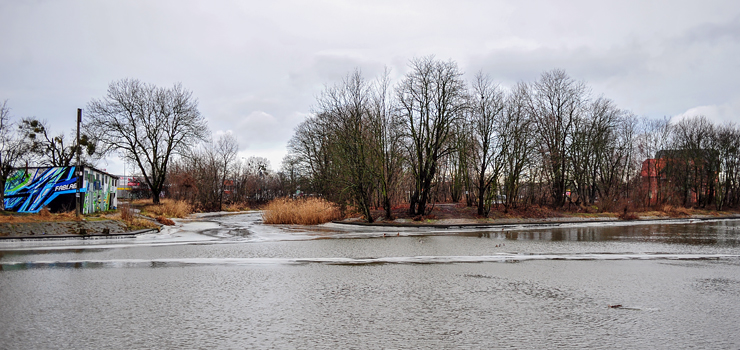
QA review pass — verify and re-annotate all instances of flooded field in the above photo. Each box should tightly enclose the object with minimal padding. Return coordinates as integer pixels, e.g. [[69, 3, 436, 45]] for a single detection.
[[2, 213, 740, 349]]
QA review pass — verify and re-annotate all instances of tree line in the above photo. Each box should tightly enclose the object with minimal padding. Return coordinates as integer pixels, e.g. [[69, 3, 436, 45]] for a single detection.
[[283, 56, 740, 222], [0, 79, 288, 212], [2, 60, 739, 216]]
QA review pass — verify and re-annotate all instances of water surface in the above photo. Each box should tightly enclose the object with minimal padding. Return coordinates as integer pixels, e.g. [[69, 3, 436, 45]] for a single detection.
[[1, 214, 739, 349]]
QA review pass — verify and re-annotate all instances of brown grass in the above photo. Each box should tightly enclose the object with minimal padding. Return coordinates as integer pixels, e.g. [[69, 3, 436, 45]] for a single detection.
[[100, 210, 160, 231], [156, 216, 175, 226], [262, 197, 342, 225], [127, 218, 160, 230], [39, 207, 51, 218], [225, 202, 251, 212], [0, 210, 81, 223], [132, 198, 192, 218], [119, 202, 134, 221], [661, 204, 691, 217]]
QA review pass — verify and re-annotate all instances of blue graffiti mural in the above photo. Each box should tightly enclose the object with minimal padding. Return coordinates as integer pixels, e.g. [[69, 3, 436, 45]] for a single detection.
[[3, 167, 83, 213]]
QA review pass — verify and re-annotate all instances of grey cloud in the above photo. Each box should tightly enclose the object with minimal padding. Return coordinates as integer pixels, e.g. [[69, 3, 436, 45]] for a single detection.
[[3, 0, 740, 173]]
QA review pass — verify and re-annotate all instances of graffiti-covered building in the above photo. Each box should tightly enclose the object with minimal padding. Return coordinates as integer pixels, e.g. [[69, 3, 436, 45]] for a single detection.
[[3, 166, 119, 214]]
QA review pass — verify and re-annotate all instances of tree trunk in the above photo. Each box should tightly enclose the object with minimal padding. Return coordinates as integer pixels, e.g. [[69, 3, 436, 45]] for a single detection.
[[383, 197, 393, 220], [151, 187, 161, 204], [0, 178, 5, 211]]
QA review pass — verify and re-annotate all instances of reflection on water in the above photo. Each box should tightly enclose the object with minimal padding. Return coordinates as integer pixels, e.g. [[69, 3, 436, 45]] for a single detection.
[[0, 216, 739, 349]]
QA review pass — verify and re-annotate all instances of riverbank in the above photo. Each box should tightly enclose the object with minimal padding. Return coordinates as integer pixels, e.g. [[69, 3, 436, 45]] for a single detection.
[[335, 213, 740, 228], [0, 220, 159, 240], [340, 203, 740, 227], [0, 208, 162, 238]]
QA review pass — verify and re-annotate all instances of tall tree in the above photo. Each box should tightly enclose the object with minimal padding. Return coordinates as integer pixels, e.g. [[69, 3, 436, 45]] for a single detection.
[[316, 70, 377, 222], [288, 116, 336, 198], [86, 79, 208, 204], [368, 68, 404, 219], [398, 56, 466, 216], [635, 116, 672, 206], [500, 82, 533, 211], [669, 116, 716, 207], [0, 101, 29, 210], [713, 123, 740, 210], [529, 69, 587, 208], [215, 134, 238, 211], [469, 72, 506, 216]]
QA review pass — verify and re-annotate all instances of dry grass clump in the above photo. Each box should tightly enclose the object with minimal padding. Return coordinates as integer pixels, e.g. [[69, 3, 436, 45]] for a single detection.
[[156, 216, 175, 226], [39, 207, 51, 218], [128, 218, 160, 230], [662, 204, 691, 217], [119, 202, 134, 221], [134, 198, 192, 218], [262, 197, 342, 225], [105, 208, 160, 231], [225, 202, 251, 212]]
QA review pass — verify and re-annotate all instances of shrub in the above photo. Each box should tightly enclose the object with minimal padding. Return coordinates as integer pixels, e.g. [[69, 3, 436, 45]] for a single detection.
[[262, 197, 341, 225], [119, 202, 134, 221]]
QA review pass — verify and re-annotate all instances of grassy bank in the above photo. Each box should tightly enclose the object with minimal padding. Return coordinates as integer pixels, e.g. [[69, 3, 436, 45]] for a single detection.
[[0, 208, 81, 223], [0, 207, 160, 233]]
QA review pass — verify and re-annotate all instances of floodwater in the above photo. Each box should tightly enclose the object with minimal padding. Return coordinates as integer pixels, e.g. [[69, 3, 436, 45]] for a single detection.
[[1, 213, 740, 349]]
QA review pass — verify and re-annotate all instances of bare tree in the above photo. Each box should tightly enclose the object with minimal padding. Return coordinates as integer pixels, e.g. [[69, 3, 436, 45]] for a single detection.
[[713, 123, 740, 210], [288, 115, 336, 197], [215, 134, 238, 210], [669, 116, 716, 207], [368, 67, 404, 219], [86, 79, 208, 204], [19, 118, 98, 167], [635, 116, 672, 207], [500, 82, 534, 211], [0, 101, 30, 210], [469, 72, 506, 216], [529, 69, 587, 208], [238, 156, 271, 202], [316, 70, 377, 222], [398, 56, 466, 216]]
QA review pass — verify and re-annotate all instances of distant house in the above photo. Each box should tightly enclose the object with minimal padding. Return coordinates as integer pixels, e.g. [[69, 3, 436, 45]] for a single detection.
[[116, 175, 150, 200], [640, 149, 719, 207], [3, 166, 119, 214], [640, 158, 667, 206]]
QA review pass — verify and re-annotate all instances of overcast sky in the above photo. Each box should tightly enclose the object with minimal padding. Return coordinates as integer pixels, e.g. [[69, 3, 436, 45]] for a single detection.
[[1, 0, 739, 175]]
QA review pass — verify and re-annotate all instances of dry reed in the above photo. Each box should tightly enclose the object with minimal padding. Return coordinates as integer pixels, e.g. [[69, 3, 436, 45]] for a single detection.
[[225, 202, 251, 212], [136, 198, 192, 218], [262, 197, 341, 225]]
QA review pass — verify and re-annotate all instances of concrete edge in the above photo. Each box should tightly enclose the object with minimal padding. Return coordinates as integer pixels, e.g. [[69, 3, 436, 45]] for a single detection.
[[0, 228, 159, 241]]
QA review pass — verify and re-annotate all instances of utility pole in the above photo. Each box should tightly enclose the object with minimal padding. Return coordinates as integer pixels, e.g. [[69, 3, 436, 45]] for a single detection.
[[75, 108, 82, 218]]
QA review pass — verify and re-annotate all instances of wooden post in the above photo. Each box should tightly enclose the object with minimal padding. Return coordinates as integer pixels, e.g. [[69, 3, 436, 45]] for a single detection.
[[76, 108, 82, 217]]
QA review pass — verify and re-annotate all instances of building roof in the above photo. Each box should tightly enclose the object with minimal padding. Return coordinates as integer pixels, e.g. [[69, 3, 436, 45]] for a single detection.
[[12, 165, 120, 179]]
